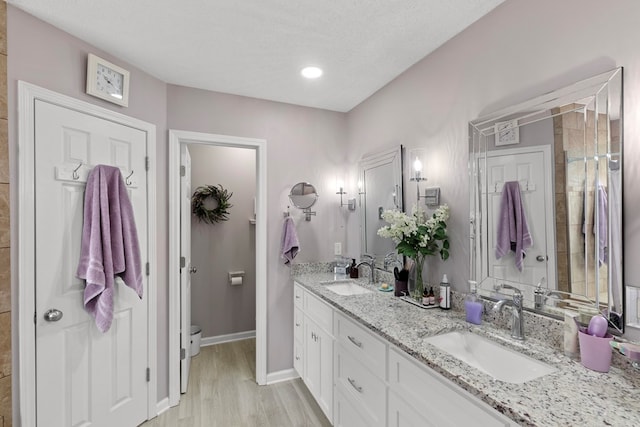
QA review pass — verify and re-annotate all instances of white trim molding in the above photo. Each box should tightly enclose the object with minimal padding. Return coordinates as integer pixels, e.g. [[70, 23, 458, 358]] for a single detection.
[[156, 397, 171, 417], [17, 81, 158, 425], [200, 330, 256, 347], [168, 129, 268, 408], [266, 369, 299, 385]]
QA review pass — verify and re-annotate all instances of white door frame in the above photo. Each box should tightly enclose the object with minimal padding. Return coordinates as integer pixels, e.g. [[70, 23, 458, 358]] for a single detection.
[[168, 129, 267, 406], [17, 81, 158, 426]]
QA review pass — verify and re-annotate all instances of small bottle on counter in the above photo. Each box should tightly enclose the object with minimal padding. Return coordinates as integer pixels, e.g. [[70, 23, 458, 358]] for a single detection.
[[349, 259, 358, 278], [428, 287, 435, 305], [465, 280, 483, 325], [422, 287, 429, 306], [439, 274, 451, 310]]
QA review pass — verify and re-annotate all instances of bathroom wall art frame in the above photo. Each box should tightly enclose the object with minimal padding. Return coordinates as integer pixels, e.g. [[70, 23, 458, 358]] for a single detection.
[[469, 67, 624, 331]]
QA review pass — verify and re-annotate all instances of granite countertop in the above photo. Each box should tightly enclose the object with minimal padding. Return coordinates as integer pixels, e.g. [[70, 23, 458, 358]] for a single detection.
[[293, 272, 640, 427]]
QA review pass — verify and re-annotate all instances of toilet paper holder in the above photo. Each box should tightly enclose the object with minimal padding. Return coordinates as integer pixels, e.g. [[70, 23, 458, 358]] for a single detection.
[[229, 271, 245, 286]]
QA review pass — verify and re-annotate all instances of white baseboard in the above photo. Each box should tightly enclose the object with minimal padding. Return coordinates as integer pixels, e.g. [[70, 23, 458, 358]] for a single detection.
[[156, 397, 171, 416], [266, 368, 299, 385], [201, 330, 256, 347]]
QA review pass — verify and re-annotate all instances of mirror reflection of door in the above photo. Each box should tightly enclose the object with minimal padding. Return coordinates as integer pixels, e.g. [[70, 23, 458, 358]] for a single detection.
[[481, 146, 556, 300]]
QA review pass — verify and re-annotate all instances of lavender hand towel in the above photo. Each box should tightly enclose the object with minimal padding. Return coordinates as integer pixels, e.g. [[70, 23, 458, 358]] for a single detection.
[[595, 184, 608, 266], [76, 165, 143, 332], [495, 181, 532, 271], [281, 216, 300, 265]]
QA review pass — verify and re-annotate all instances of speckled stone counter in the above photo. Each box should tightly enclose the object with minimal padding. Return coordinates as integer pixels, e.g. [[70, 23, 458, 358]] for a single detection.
[[293, 272, 640, 427]]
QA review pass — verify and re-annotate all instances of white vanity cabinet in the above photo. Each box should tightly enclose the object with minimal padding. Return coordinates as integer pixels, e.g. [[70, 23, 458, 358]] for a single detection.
[[334, 312, 387, 427], [293, 282, 333, 422], [388, 348, 514, 427]]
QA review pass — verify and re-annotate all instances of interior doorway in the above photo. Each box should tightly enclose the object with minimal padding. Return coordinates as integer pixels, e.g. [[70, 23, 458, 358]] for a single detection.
[[168, 130, 267, 407]]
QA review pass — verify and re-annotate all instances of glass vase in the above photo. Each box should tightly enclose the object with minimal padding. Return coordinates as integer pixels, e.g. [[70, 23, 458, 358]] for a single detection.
[[412, 254, 425, 300]]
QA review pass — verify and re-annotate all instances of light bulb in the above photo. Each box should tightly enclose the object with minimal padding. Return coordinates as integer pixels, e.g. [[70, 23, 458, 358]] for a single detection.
[[413, 158, 422, 172]]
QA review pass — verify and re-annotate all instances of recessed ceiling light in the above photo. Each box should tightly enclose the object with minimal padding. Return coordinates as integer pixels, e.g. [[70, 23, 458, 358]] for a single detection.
[[301, 66, 323, 79]]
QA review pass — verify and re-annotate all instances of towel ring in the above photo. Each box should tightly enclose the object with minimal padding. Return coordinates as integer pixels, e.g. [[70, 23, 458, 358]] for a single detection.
[[125, 170, 134, 186], [72, 162, 83, 180]]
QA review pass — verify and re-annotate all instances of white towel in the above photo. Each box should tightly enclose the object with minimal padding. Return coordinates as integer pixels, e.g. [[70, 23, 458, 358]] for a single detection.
[[280, 217, 300, 265]]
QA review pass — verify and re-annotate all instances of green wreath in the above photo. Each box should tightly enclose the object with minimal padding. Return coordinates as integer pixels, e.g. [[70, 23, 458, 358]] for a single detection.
[[191, 184, 233, 224]]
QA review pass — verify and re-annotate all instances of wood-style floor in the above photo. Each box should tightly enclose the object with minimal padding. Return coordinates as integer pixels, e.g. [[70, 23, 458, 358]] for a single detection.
[[141, 339, 331, 427]]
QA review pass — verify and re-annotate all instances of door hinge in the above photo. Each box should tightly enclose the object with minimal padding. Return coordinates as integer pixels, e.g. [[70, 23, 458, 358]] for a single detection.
[[34, 311, 37, 324], [180, 348, 186, 360], [145, 262, 150, 276], [180, 257, 186, 269], [145, 156, 150, 171], [146, 367, 150, 382], [180, 165, 186, 177]]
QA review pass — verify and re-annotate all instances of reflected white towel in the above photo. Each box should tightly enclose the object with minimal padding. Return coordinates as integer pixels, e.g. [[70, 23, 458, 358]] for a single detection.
[[281, 217, 300, 265]]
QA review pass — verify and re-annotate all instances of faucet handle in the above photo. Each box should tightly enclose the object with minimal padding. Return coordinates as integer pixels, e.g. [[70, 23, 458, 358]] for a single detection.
[[361, 253, 375, 260]]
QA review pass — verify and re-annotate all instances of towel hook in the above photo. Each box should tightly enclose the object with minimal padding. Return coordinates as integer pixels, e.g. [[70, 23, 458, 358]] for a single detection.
[[72, 162, 82, 180], [125, 170, 134, 186]]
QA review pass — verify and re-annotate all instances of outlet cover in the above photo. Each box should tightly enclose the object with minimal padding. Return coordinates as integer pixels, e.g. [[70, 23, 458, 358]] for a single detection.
[[334, 242, 342, 256]]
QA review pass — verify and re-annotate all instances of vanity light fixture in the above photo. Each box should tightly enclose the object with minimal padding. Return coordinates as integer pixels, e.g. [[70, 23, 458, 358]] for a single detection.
[[301, 66, 323, 79], [409, 149, 428, 203], [336, 181, 356, 211]]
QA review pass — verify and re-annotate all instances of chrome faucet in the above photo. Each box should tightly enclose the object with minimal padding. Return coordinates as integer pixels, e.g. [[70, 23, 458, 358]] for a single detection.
[[492, 284, 525, 340], [355, 254, 376, 284]]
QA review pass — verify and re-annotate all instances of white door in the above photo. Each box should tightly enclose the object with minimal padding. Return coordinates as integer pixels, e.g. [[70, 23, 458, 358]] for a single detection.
[[34, 100, 149, 427], [180, 145, 193, 393], [481, 147, 556, 292]]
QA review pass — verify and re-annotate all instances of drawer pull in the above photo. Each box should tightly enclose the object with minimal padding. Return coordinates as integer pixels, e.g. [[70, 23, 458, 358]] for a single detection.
[[348, 377, 363, 393], [295, 295, 301, 299], [295, 356, 300, 361], [295, 322, 301, 327], [347, 335, 363, 348]]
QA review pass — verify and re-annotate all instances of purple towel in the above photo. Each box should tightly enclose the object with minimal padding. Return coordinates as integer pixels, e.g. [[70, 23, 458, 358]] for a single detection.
[[596, 184, 608, 266], [281, 216, 300, 265], [76, 165, 143, 332], [495, 181, 532, 271]]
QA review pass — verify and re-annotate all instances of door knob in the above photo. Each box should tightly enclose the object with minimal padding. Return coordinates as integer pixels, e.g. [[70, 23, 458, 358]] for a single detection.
[[536, 255, 547, 262], [189, 266, 197, 274], [44, 309, 63, 322]]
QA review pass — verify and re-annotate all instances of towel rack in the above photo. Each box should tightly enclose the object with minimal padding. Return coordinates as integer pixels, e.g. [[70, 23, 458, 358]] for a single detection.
[[488, 180, 536, 194], [54, 163, 139, 188]]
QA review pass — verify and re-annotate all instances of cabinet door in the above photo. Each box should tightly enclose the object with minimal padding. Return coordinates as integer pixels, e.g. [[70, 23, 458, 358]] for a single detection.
[[389, 389, 432, 427], [304, 317, 333, 422]]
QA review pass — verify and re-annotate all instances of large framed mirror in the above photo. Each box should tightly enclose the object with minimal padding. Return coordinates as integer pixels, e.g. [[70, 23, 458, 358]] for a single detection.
[[359, 146, 404, 270], [469, 68, 623, 330]]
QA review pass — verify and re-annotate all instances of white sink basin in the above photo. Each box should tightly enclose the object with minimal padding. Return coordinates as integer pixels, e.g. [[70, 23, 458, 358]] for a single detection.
[[424, 331, 556, 384], [320, 279, 373, 296]]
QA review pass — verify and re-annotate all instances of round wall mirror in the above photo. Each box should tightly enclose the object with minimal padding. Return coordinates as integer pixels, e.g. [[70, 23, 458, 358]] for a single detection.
[[289, 182, 318, 209]]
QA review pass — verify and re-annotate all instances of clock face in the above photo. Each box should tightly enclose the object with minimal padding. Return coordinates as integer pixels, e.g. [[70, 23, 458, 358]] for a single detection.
[[495, 120, 519, 146], [96, 63, 124, 99]]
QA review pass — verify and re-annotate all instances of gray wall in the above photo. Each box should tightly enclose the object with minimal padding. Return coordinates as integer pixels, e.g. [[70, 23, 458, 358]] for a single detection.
[[188, 144, 256, 338], [167, 84, 350, 372], [346, 0, 640, 339]]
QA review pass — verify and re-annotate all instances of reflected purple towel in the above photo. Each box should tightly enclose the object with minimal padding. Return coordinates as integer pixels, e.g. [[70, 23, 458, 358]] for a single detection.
[[281, 216, 300, 265], [76, 165, 143, 332], [596, 184, 608, 266], [495, 181, 532, 271]]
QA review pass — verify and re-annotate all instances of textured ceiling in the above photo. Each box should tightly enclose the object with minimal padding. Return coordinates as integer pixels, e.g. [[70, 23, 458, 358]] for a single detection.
[[9, 0, 505, 112]]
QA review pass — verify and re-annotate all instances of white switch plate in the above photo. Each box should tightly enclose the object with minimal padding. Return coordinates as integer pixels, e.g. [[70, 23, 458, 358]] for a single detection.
[[334, 242, 342, 256]]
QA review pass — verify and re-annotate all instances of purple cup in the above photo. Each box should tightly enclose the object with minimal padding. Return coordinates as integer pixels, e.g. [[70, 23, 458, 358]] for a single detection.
[[578, 330, 613, 372]]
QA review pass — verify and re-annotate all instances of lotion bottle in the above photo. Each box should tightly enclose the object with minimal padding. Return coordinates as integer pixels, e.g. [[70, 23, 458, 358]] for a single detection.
[[465, 280, 483, 325], [439, 274, 451, 310]]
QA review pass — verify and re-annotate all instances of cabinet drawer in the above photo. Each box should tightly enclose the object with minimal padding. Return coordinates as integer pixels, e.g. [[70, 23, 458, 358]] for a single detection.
[[304, 292, 333, 334], [294, 306, 304, 343], [294, 282, 304, 308], [335, 312, 386, 377], [389, 348, 512, 427], [334, 383, 381, 427], [335, 344, 386, 425]]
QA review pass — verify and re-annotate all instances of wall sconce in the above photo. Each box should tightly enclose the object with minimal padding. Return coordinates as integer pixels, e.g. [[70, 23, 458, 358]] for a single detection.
[[336, 180, 356, 211], [409, 149, 428, 203]]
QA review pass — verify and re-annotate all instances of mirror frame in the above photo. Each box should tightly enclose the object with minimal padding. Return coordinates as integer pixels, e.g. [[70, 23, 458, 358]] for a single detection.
[[289, 182, 318, 209], [469, 68, 623, 330], [358, 146, 404, 270]]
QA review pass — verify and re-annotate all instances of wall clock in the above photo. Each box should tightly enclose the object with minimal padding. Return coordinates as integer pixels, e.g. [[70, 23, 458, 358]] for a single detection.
[[494, 119, 519, 146], [86, 53, 130, 107]]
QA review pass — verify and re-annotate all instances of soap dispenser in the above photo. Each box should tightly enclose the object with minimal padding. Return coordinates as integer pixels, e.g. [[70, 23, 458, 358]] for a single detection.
[[439, 274, 451, 310], [465, 280, 483, 325], [349, 259, 358, 278]]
